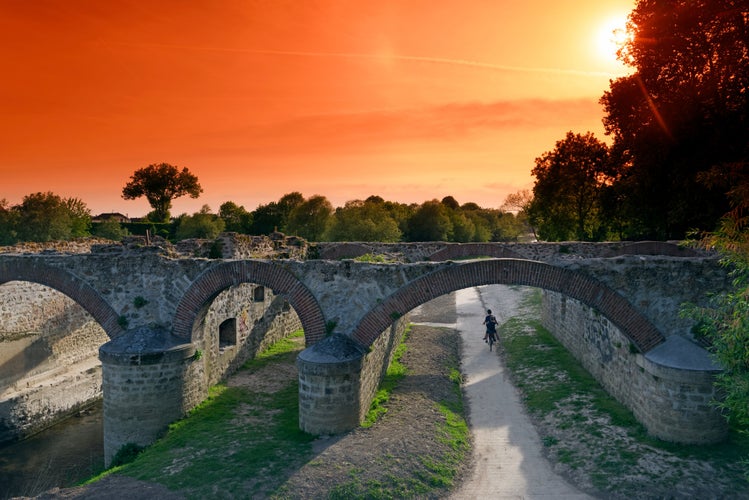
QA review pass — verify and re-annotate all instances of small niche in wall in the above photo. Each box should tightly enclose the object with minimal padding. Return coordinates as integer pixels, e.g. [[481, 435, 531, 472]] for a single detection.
[[253, 286, 265, 302], [219, 318, 237, 350]]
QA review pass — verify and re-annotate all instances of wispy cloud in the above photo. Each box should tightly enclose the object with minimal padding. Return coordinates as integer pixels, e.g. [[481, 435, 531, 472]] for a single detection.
[[192, 97, 604, 157]]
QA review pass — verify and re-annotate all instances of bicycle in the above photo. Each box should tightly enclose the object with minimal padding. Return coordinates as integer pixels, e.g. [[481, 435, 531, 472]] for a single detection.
[[487, 331, 497, 351]]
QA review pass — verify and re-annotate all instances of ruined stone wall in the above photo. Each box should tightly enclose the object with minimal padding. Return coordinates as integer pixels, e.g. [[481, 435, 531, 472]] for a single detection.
[[296, 316, 409, 435], [99, 284, 302, 464], [199, 283, 302, 387], [540, 290, 726, 444], [0, 281, 107, 443], [101, 341, 201, 466], [313, 241, 711, 263], [357, 316, 409, 423]]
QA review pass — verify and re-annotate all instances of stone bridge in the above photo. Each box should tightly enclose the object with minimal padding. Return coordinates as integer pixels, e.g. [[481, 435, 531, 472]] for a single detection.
[[0, 238, 731, 464]]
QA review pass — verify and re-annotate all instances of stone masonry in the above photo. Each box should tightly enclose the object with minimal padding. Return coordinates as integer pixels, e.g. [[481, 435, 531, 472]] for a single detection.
[[0, 236, 733, 462]]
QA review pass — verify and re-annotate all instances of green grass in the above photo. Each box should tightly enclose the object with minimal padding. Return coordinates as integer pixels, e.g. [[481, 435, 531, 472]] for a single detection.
[[361, 327, 410, 428], [85, 323, 469, 498], [87, 329, 315, 498], [501, 288, 749, 491], [334, 327, 469, 498]]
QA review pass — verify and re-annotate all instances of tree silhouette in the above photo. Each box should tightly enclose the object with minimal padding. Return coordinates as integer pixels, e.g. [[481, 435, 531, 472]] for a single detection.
[[122, 163, 202, 222], [600, 0, 748, 238]]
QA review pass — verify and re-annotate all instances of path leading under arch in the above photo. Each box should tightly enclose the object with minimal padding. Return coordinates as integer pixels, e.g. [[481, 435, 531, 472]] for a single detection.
[[416, 285, 591, 499]]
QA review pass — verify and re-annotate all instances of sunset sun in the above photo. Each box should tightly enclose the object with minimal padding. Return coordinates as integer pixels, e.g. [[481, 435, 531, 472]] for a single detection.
[[595, 14, 631, 70]]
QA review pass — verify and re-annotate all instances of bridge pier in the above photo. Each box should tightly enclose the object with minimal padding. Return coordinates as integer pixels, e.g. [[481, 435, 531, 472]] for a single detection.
[[297, 317, 409, 435], [99, 327, 204, 466]]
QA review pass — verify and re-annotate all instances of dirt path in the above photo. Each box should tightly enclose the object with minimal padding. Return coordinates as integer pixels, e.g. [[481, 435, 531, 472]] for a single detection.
[[447, 286, 591, 499]]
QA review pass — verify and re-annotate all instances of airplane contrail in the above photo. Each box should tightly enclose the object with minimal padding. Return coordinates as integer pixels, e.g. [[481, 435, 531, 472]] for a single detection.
[[112, 42, 623, 78], [241, 48, 619, 78]]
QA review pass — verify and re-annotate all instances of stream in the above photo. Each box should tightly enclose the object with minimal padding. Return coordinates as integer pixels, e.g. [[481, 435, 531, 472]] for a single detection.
[[0, 401, 104, 499]]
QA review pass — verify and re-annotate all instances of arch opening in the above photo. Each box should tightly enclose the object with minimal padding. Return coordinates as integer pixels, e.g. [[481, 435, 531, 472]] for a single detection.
[[352, 259, 664, 353], [0, 280, 108, 444], [188, 281, 304, 387]]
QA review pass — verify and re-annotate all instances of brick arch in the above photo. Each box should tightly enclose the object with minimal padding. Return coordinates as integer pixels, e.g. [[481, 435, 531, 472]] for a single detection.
[[352, 259, 664, 353], [428, 243, 524, 261], [172, 260, 326, 345], [0, 259, 123, 338]]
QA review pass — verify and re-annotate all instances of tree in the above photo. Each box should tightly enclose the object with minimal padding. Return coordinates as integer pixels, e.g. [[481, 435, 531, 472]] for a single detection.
[[65, 197, 92, 238], [285, 195, 333, 241], [249, 192, 305, 235], [600, 0, 748, 238], [406, 200, 453, 241], [218, 201, 252, 233], [122, 163, 202, 222], [14, 192, 91, 242], [683, 189, 749, 438], [528, 131, 612, 241], [325, 199, 402, 242], [502, 190, 535, 240], [250, 202, 281, 235], [174, 205, 226, 240], [277, 191, 305, 231]]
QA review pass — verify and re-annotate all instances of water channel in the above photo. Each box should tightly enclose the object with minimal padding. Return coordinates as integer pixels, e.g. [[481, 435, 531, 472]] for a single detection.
[[0, 401, 104, 499]]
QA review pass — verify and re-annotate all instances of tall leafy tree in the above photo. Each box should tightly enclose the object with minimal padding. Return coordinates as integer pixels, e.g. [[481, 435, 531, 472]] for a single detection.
[[122, 163, 203, 222], [528, 131, 612, 241], [250, 202, 281, 235], [406, 200, 453, 241], [218, 201, 252, 233], [600, 0, 748, 239], [277, 191, 305, 231], [285, 195, 333, 241]]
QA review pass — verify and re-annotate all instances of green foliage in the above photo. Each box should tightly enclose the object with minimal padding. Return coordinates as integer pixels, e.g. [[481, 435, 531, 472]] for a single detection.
[[174, 205, 225, 240], [121, 221, 172, 238], [325, 199, 402, 242], [285, 195, 333, 241], [362, 329, 409, 428], [117, 315, 128, 329], [218, 201, 252, 233], [528, 131, 613, 241], [406, 199, 453, 241], [6, 191, 92, 243], [353, 253, 395, 263], [92, 219, 130, 241], [133, 296, 148, 308], [122, 163, 203, 222]]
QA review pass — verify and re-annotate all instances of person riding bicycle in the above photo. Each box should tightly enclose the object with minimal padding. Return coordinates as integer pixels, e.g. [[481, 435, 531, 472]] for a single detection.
[[483, 309, 498, 343]]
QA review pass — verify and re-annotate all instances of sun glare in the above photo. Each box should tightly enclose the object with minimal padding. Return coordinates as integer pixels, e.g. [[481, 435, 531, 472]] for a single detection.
[[595, 14, 631, 70]]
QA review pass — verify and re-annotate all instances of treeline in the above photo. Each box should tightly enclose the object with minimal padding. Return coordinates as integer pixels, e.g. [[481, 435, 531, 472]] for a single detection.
[[0, 191, 529, 244]]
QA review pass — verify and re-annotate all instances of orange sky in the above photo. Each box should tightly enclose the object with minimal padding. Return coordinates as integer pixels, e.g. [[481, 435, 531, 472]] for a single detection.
[[0, 0, 634, 217]]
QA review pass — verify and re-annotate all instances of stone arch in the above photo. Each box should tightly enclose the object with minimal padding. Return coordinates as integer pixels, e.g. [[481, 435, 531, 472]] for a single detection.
[[428, 243, 524, 261], [172, 260, 326, 345], [351, 258, 664, 353], [0, 259, 123, 338]]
